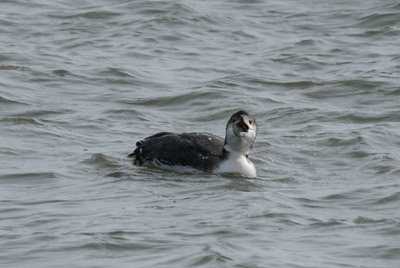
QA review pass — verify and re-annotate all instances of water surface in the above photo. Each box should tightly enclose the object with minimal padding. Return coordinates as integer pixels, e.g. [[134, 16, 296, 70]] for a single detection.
[[1, 0, 399, 267]]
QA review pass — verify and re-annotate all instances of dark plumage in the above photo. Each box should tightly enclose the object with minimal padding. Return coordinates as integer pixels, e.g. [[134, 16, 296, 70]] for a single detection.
[[129, 132, 226, 172]]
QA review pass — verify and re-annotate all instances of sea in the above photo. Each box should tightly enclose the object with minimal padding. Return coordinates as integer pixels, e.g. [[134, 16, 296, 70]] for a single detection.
[[1, 0, 399, 267]]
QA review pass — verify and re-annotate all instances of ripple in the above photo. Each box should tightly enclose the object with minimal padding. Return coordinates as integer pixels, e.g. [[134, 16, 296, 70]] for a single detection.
[[0, 96, 28, 106], [336, 113, 400, 124], [52, 69, 71, 76], [81, 153, 122, 169], [303, 80, 386, 100], [0, 117, 43, 125], [0, 64, 23, 70], [356, 12, 400, 28], [122, 91, 224, 108], [310, 218, 346, 227], [0, 172, 57, 183], [11, 109, 72, 119], [373, 192, 400, 205], [353, 216, 394, 224], [47, 10, 121, 20]]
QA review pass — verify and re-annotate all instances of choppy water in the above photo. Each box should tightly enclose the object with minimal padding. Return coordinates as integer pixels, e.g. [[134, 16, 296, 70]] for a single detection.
[[1, 0, 400, 267]]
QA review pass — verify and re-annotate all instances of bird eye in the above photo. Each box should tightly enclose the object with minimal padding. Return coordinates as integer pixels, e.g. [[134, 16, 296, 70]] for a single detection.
[[249, 120, 253, 125]]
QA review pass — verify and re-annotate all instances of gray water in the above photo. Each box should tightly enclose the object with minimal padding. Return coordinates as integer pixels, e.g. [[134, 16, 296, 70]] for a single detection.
[[1, 0, 400, 267]]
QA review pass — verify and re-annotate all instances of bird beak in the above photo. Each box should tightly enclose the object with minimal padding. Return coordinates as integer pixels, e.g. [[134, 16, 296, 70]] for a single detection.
[[233, 116, 249, 134]]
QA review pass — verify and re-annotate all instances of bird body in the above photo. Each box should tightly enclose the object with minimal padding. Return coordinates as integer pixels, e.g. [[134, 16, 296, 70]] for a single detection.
[[130, 110, 258, 178]]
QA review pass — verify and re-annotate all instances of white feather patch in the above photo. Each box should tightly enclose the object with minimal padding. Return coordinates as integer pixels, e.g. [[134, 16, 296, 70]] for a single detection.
[[214, 152, 256, 178]]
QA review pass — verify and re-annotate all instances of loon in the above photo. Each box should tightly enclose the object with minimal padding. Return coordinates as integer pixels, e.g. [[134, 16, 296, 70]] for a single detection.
[[129, 110, 258, 178]]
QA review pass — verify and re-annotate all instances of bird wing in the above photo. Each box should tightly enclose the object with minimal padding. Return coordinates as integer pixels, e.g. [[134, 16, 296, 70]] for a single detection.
[[131, 132, 224, 171]]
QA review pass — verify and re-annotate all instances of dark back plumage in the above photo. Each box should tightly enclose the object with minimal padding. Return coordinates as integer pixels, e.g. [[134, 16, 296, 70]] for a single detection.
[[130, 132, 225, 172]]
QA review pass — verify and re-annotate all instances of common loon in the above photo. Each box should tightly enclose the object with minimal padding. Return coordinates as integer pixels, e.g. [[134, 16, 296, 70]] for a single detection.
[[129, 110, 258, 178]]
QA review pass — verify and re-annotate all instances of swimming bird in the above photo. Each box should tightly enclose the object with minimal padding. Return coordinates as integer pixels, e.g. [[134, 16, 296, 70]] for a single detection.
[[129, 110, 258, 178]]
